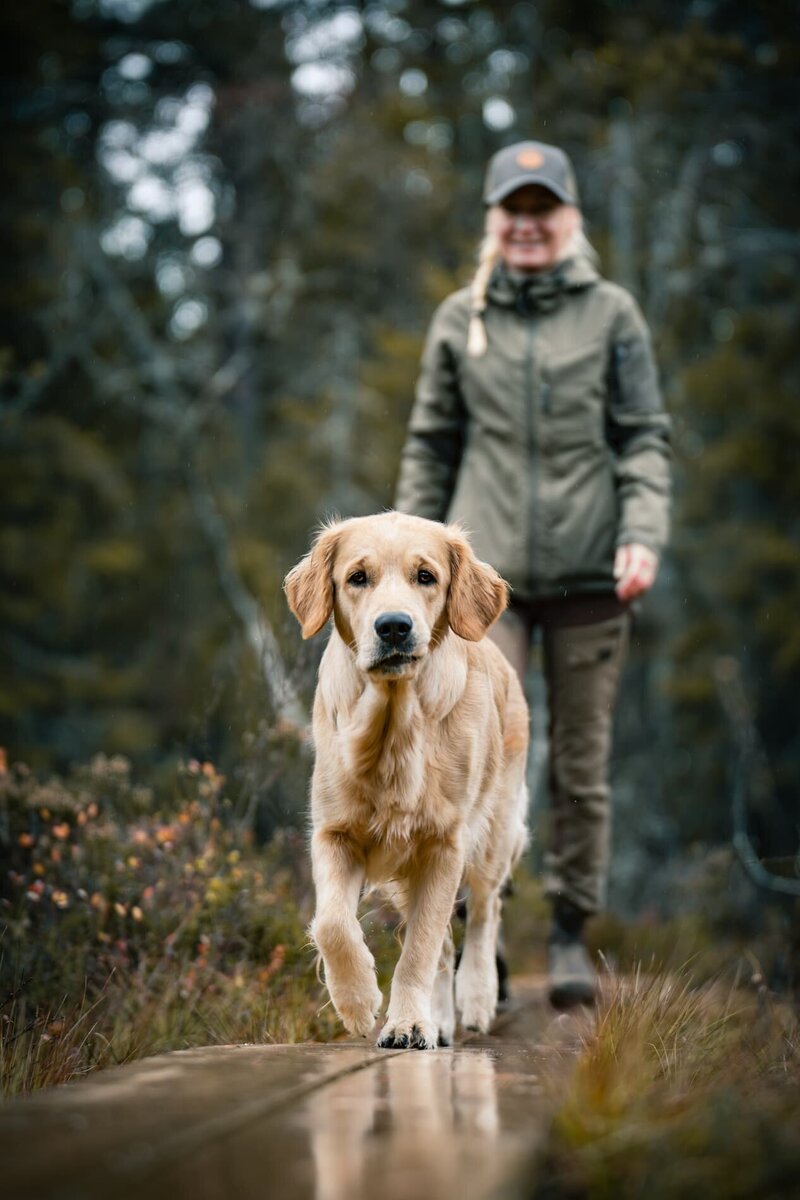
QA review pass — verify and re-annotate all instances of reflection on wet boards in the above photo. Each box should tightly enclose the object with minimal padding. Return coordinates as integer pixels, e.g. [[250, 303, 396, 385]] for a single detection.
[[1, 979, 575, 1200]]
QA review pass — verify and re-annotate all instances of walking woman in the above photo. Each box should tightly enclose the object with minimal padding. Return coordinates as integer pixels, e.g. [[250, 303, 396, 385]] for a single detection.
[[394, 140, 671, 1007]]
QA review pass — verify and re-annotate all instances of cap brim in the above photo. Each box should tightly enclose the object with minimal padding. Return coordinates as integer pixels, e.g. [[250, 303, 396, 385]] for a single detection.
[[485, 172, 577, 207]]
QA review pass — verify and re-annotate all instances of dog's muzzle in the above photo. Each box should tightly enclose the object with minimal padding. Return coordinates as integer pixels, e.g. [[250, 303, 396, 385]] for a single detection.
[[369, 611, 418, 672], [374, 612, 413, 646]]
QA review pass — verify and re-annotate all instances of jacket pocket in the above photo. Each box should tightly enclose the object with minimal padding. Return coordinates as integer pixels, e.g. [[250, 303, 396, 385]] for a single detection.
[[609, 334, 661, 416]]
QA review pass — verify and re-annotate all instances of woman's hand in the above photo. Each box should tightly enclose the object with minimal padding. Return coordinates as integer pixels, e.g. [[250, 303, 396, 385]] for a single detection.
[[613, 543, 658, 601]]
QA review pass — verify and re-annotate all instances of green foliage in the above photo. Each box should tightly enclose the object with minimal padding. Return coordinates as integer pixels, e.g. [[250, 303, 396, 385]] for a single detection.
[[1, 0, 798, 894], [0, 753, 371, 1096]]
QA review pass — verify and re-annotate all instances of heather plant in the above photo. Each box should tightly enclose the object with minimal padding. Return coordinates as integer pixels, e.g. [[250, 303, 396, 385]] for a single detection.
[[0, 752, 399, 1096]]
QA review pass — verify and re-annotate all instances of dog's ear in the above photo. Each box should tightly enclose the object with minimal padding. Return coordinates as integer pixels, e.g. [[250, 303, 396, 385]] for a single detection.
[[446, 526, 508, 641], [284, 525, 341, 639]]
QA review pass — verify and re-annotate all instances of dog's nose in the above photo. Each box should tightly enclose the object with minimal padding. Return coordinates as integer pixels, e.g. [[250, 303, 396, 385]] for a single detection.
[[374, 612, 413, 646]]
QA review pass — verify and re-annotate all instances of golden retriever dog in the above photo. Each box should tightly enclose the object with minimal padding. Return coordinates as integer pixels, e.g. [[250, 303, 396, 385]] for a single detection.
[[284, 512, 528, 1049]]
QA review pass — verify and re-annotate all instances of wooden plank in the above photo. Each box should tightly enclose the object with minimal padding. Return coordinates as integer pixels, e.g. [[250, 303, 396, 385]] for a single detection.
[[1, 979, 572, 1200]]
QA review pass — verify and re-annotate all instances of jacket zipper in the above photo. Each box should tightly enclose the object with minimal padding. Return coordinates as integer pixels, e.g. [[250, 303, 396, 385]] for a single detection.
[[525, 316, 538, 593]]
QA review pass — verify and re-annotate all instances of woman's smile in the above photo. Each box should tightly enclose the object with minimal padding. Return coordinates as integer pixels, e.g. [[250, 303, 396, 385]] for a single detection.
[[493, 183, 578, 272]]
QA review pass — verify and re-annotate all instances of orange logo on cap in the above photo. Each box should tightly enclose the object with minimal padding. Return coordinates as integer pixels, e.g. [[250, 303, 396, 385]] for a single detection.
[[517, 150, 545, 168]]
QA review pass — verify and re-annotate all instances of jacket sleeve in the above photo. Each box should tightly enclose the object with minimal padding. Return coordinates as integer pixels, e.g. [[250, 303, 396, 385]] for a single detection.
[[393, 298, 467, 521], [605, 294, 672, 556]]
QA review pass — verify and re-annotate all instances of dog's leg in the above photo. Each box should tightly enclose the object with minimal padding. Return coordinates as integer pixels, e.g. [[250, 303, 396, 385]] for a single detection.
[[378, 837, 463, 1050], [311, 829, 382, 1038], [431, 927, 456, 1047], [455, 882, 502, 1033]]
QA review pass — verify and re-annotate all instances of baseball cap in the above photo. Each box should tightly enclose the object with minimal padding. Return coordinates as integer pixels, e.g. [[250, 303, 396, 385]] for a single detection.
[[483, 141, 580, 207]]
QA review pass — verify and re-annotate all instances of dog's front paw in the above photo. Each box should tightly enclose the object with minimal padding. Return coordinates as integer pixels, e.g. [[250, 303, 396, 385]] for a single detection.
[[335, 982, 383, 1038], [377, 1014, 439, 1050], [456, 971, 497, 1034]]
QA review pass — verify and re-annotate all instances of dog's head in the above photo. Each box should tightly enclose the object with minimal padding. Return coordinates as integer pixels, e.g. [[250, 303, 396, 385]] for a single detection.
[[284, 513, 508, 680]]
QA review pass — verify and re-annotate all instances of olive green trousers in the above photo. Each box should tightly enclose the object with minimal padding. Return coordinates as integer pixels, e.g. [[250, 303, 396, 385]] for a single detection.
[[489, 605, 630, 915]]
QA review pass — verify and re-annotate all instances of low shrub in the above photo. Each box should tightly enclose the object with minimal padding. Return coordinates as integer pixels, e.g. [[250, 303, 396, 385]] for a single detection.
[[0, 752, 388, 1096]]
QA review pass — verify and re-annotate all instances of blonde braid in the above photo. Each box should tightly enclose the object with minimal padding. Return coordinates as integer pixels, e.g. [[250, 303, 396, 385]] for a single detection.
[[467, 228, 501, 358]]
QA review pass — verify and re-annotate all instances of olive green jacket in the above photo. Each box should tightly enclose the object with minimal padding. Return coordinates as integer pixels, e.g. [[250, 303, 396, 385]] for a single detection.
[[394, 257, 671, 599]]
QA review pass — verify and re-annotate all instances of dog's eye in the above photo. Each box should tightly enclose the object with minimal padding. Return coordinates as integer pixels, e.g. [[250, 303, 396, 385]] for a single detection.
[[417, 569, 437, 586], [348, 570, 368, 587]]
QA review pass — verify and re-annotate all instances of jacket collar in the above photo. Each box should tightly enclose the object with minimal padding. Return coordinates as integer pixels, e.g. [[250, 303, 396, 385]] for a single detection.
[[487, 255, 599, 314]]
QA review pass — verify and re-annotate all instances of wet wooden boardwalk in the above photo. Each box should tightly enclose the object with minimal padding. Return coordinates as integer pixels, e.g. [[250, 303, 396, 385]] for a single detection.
[[1, 978, 585, 1200]]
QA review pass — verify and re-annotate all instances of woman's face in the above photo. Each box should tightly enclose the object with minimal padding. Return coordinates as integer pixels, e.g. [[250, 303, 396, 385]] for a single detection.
[[492, 184, 579, 272]]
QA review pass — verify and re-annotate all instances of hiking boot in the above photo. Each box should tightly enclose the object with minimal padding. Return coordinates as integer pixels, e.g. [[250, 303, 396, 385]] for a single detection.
[[548, 898, 596, 1009]]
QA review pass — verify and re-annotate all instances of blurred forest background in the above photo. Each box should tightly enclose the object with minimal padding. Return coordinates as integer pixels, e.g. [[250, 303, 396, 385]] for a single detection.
[[1, 0, 799, 928]]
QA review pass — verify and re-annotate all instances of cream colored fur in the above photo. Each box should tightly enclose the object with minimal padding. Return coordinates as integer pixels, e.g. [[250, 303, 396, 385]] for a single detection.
[[284, 512, 529, 1049]]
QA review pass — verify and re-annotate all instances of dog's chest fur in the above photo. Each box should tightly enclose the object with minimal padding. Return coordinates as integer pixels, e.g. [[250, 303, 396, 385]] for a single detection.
[[343, 682, 459, 842], [315, 636, 476, 846]]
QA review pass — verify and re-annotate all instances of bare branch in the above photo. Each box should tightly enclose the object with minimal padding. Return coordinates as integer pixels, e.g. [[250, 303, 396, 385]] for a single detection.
[[714, 656, 800, 897], [187, 470, 307, 730], [645, 140, 709, 333], [75, 229, 308, 730]]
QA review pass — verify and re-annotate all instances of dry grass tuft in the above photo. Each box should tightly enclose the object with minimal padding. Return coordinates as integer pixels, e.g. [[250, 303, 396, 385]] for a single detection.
[[533, 963, 800, 1199]]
